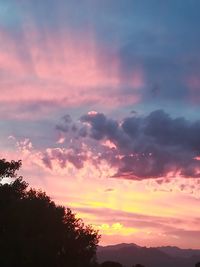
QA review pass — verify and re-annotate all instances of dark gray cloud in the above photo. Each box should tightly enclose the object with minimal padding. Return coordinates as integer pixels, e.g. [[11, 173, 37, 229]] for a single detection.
[[56, 114, 72, 132], [42, 147, 87, 170], [79, 110, 200, 180], [81, 113, 119, 140]]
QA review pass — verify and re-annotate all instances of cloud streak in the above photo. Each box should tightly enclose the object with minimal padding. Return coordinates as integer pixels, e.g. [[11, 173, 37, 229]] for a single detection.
[[0, 22, 143, 119]]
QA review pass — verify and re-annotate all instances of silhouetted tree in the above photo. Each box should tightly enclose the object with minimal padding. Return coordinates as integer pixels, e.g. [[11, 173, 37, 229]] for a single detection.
[[0, 159, 21, 180], [101, 261, 123, 267], [0, 159, 100, 267], [195, 262, 200, 267]]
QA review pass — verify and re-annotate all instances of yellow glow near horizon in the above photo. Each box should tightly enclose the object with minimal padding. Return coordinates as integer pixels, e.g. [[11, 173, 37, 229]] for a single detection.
[[96, 223, 139, 236]]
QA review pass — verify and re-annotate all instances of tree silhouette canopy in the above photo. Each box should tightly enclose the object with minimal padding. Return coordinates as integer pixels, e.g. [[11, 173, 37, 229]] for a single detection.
[[0, 159, 21, 180], [0, 159, 100, 267]]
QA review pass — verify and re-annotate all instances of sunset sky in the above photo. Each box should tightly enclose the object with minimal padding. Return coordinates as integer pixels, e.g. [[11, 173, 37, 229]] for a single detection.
[[1, 0, 200, 249]]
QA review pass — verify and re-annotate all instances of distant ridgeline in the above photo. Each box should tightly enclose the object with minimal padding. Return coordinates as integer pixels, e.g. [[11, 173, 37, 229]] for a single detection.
[[97, 243, 200, 267]]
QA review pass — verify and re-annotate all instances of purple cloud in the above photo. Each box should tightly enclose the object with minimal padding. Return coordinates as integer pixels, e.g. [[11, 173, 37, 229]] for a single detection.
[[54, 110, 200, 180]]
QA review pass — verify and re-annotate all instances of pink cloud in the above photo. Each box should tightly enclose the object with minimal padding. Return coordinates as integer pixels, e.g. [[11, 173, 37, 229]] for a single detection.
[[0, 27, 145, 119], [2, 134, 200, 249]]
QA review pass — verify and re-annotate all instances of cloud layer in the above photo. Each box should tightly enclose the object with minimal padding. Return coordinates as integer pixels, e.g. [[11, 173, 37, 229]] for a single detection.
[[1, 0, 200, 249], [54, 110, 200, 180], [1, 0, 200, 120]]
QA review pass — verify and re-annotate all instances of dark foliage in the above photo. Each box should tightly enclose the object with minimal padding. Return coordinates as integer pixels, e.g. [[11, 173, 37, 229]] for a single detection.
[[0, 159, 21, 180], [0, 159, 100, 267], [195, 263, 200, 267]]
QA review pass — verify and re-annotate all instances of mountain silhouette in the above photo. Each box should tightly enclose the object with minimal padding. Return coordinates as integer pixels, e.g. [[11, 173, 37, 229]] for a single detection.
[[158, 246, 200, 259], [97, 243, 200, 267]]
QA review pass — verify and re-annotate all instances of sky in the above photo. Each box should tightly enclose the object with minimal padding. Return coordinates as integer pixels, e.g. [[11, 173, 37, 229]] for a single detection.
[[1, 0, 200, 249]]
